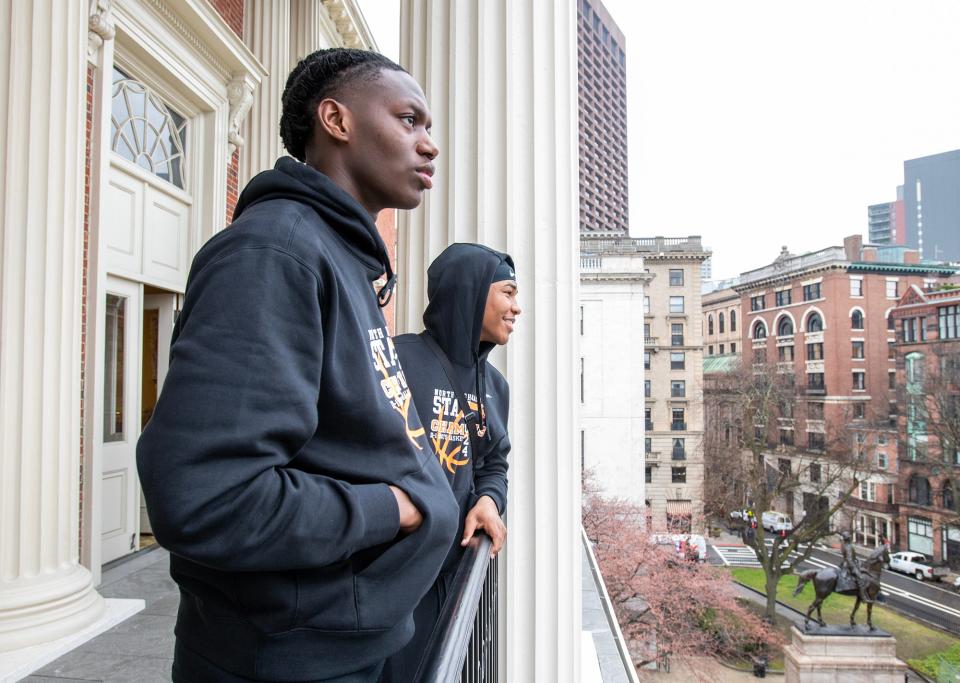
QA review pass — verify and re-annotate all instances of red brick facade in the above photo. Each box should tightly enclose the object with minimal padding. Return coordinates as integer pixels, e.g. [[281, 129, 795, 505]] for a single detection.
[[79, 63, 96, 548], [734, 236, 957, 546], [226, 149, 240, 224], [209, 0, 244, 37], [891, 284, 960, 565]]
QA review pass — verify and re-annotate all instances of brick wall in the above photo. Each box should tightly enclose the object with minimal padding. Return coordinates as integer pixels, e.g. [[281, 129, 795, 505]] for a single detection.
[[226, 149, 240, 224], [80, 63, 94, 551], [209, 0, 243, 37]]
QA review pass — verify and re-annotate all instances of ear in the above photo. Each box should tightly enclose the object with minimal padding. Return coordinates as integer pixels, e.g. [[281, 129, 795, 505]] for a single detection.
[[315, 98, 351, 143]]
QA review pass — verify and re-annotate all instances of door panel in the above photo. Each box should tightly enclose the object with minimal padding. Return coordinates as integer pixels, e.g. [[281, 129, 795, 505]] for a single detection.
[[104, 168, 143, 275], [143, 187, 189, 289], [101, 277, 142, 563]]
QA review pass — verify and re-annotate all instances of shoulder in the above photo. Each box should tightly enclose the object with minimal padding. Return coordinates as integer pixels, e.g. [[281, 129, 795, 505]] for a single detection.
[[196, 201, 321, 279]]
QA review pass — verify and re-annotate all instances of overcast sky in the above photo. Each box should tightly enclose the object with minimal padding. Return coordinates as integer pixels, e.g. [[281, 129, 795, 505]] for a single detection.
[[358, 1, 960, 281]]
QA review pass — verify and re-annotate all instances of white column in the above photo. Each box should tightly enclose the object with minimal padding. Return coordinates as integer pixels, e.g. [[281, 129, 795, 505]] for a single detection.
[[291, 0, 327, 63], [398, 3, 581, 681], [0, 0, 105, 651], [241, 0, 291, 184]]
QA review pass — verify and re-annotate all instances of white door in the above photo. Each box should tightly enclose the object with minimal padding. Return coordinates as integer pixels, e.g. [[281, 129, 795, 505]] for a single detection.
[[139, 292, 177, 534], [101, 276, 143, 563]]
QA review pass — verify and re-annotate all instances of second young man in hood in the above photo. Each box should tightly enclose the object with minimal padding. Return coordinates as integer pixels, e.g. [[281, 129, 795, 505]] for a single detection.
[[383, 243, 519, 680]]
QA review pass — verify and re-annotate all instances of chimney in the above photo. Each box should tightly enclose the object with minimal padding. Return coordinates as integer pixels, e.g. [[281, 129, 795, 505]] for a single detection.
[[844, 234, 863, 261], [904, 250, 920, 264]]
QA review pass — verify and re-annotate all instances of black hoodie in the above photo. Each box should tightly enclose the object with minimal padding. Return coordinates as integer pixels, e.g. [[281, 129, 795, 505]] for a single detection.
[[136, 158, 458, 681], [393, 244, 512, 572]]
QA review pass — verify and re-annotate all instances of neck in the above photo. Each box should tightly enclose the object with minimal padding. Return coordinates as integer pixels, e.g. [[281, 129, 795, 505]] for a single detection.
[[304, 151, 378, 217]]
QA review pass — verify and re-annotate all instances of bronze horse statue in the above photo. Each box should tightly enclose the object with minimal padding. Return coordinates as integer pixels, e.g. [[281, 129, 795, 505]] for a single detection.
[[792, 544, 889, 630]]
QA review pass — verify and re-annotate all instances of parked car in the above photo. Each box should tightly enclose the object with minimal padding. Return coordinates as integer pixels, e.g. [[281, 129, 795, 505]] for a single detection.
[[887, 551, 949, 581], [761, 511, 793, 534], [650, 533, 708, 561]]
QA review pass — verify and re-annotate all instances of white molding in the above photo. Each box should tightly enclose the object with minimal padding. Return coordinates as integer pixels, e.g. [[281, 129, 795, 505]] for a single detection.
[[801, 305, 827, 332]]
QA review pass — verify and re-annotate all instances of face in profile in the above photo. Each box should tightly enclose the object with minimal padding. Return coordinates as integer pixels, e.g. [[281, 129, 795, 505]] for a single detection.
[[344, 69, 439, 213], [480, 280, 521, 346]]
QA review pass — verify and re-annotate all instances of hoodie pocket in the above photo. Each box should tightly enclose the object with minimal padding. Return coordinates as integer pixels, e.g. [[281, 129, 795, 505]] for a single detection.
[[293, 560, 360, 632], [354, 466, 459, 630]]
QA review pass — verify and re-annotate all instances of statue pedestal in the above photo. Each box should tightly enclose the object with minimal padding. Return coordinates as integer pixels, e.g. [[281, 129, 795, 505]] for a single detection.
[[783, 625, 908, 682]]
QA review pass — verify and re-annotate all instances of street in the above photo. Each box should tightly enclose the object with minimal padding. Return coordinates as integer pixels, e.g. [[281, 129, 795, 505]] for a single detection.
[[711, 542, 960, 634]]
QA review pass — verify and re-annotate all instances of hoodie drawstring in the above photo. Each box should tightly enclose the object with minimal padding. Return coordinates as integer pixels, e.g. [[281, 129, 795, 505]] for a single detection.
[[474, 352, 488, 438], [377, 270, 397, 308]]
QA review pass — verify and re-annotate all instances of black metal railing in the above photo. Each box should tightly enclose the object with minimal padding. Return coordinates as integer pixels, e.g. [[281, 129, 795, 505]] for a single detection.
[[416, 534, 498, 683]]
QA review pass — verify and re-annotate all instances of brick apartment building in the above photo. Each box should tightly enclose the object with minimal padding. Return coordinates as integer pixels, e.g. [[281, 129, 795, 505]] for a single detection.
[[703, 287, 741, 359], [891, 284, 960, 565], [732, 236, 957, 546]]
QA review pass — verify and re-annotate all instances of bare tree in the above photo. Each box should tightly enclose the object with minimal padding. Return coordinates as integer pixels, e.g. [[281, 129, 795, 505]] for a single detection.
[[704, 359, 867, 621]]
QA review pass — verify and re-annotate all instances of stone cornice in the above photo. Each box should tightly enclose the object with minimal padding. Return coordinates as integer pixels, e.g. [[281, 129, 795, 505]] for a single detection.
[[321, 0, 377, 50], [580, 271, 655, 284], [733, 262, 847, 294], [126, 0, 267, 83]]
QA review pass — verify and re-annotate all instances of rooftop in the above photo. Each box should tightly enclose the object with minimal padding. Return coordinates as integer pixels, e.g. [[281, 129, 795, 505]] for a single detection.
[[581, 235, 709, 258]]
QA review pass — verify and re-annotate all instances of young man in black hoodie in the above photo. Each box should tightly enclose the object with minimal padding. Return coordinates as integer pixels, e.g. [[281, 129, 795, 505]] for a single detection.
[[383, 243, 519, 681], [136, 48, 458, 683]]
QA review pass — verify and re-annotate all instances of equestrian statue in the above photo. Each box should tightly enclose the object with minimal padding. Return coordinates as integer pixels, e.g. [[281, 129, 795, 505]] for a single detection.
[[792, 531, 889, 631]]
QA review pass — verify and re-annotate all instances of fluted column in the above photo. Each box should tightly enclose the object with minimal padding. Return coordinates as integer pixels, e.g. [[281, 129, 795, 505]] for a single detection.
[[0, 0, 105, 651], [398, 3, 581, 680], [241, 0, 291, 184], [291, 0, 328, 64]]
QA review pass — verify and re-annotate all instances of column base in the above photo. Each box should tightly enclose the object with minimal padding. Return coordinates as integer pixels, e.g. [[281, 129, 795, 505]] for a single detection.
[[0, 564, 105, 652]]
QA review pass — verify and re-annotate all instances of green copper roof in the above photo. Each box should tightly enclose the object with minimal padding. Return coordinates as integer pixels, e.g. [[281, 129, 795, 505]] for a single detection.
[[848, 261, 959, 275], [703, 354, 741, 374]]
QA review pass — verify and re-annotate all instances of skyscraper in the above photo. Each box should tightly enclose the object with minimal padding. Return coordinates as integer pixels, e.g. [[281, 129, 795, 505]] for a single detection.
[[904, 149, 960, 262], [577, 0, 628, 234]]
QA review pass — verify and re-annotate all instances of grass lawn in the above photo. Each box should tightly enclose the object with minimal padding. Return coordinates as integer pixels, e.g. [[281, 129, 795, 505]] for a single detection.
[[730, 567, 959, 664]]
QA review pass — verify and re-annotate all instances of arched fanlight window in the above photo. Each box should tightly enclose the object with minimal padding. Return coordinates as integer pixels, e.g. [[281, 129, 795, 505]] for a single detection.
[[806, 312, 824, 332], [777, 317, 794, 337], [851, 310, 864, 330], [111, 67, 187, 189], [752, 320, 767, 340]]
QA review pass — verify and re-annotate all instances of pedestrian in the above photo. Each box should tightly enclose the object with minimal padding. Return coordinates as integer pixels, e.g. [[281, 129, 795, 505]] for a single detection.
[[382, 243, 518, 680], [136, 48, 458, 683]]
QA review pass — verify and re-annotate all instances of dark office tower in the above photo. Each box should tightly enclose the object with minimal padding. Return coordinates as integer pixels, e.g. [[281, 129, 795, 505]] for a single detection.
[[577, 0, 628, 235], [904, 149, 960, 262]]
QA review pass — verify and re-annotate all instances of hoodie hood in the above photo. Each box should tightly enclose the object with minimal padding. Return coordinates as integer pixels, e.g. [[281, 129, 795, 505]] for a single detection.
[[423, 243, 515, 366], [234, 157, 397, 305]]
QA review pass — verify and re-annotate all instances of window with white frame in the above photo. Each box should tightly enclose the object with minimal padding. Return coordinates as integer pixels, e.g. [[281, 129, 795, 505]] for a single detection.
[[886, 279, 898, 299], [850, 278, 863, 297], [669, 296, 684, 314]]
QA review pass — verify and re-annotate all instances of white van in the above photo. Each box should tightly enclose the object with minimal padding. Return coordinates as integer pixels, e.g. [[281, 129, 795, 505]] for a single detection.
[[761, 511, 793, 533]]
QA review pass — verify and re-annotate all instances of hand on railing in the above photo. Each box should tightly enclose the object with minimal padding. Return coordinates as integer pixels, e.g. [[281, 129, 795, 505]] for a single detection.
[[462, 495, 506, 558]]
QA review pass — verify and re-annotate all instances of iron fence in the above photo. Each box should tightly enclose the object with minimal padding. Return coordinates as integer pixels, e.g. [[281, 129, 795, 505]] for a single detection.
[[416, 534, 498, 683]]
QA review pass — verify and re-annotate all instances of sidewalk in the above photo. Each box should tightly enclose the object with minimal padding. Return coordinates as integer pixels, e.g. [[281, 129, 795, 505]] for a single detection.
[[24, 546, 176, 683]]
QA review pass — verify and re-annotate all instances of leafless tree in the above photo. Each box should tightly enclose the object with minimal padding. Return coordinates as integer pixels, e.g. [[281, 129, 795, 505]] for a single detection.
[[704, 359, 867, 620]]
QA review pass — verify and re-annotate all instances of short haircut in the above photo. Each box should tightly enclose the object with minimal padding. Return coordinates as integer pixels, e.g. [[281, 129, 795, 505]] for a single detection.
[[280, 48, 406, 162]]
